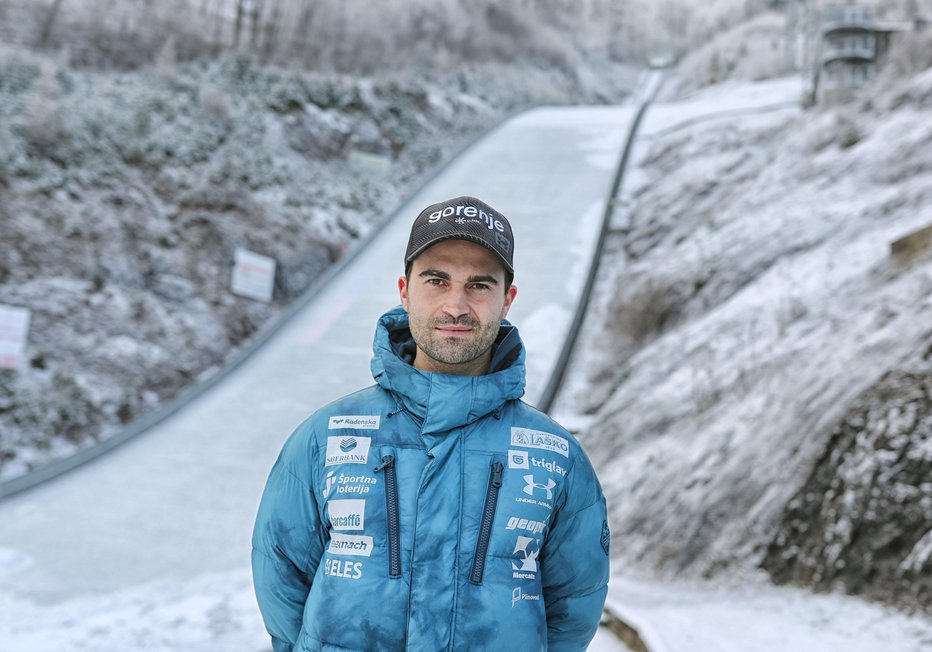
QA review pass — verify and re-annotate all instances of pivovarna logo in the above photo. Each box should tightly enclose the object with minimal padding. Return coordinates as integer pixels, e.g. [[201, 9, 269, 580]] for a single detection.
[[325, 436, 371, 466]]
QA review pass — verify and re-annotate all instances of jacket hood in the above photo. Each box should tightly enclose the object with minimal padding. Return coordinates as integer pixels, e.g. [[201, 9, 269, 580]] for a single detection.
[[370, 306, 526, 433]]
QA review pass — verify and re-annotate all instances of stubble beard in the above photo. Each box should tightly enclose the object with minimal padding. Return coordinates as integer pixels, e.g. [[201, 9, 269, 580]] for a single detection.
[[408, 314, 501, 369]]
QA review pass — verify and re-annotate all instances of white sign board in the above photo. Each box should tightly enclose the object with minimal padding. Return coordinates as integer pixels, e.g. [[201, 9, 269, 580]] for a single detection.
[[0, 304, 31, 371], [348, 150, 391, 177], [231, 247, 276, 302]]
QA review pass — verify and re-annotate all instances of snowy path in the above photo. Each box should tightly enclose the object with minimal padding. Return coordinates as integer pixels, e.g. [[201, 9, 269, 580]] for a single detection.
[[0, 104, 638, 644]]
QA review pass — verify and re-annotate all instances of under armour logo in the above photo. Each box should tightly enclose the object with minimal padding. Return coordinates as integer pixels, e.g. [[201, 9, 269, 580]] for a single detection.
[[523, 474, 556, 500], [512, 535, 540, 573]]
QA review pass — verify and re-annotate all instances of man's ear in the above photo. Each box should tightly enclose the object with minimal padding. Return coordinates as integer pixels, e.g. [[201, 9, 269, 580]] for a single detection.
[[501, 284, 517, 319], [398, 276, 409, 311]]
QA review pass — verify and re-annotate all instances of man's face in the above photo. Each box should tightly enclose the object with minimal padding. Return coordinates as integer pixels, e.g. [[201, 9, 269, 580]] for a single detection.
[[399, 239, 517, 376]]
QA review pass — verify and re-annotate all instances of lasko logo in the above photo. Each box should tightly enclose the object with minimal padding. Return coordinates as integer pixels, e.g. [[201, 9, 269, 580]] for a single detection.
[[328, 533, 374, 557], [324, 558, 363, 580], [328, 415, 381, 430], [325, 436, 371, 466], [427, 204, 505, 233], [523, 474, 556, 500], [511, 587, 541, 608], [328, 499, 365, 531], [323, 472, 377, 498], [511, 535, 541, 580], [506, 516, 547, 535], [510, 427, 569, 458], [530, 455, 567, 477], [508, 449, 529, 470]]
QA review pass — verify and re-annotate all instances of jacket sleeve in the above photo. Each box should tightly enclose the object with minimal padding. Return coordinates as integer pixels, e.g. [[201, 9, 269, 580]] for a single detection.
[[251, 424, 325, 651], [540, 452, 610, 652]]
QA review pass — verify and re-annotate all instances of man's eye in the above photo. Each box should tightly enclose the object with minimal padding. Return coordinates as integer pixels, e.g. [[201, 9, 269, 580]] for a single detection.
[[426, 278, 444, 286], [471, 283, 490, 291]]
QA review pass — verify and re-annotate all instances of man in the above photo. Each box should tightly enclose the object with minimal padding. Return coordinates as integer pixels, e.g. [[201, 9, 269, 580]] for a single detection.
[[252, 196, 610, 651]]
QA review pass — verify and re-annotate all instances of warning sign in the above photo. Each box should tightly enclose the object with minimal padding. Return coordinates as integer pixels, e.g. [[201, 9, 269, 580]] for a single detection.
[[231, 248, 276, 302]]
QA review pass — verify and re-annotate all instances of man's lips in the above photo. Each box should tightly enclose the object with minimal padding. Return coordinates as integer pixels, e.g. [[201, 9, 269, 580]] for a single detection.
[[435, 324, 474, 336]]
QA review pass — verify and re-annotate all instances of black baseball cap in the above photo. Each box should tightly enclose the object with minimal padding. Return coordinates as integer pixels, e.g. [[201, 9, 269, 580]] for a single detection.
[[404, 196, 515, 275]]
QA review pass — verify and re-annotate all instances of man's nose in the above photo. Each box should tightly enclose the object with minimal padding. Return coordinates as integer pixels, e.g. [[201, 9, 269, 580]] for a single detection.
[[441, 287, 469, 319]]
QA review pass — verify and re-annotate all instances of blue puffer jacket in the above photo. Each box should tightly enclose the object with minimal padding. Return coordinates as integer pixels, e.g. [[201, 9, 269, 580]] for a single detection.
[[252, 306, 609, 651]]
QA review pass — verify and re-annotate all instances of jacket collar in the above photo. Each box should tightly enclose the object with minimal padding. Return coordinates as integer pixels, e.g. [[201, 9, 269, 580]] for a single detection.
[[370, 306, 526, 434]]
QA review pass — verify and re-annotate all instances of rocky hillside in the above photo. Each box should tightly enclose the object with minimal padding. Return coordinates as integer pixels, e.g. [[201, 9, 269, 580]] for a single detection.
[[570, 60, 932, 614]]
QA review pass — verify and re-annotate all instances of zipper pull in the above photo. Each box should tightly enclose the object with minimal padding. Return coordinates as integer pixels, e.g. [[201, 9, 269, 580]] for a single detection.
[[374, 455, 395, 473], [491, 460, 504, 488]]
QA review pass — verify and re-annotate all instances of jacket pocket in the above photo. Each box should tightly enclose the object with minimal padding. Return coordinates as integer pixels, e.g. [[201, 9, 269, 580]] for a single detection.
[[374, 452, 401, 578], [469, 457, 505, 585]]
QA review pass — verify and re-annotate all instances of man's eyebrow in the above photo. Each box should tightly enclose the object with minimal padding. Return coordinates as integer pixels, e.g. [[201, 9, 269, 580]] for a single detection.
[[417, 270, 499, 285], [418, 269, 451, 280]]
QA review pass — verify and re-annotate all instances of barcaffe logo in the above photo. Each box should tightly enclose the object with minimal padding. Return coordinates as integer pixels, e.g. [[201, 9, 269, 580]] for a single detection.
[[508, 449, 529, 470], [328, 499, 365, 531], [328, 533, 374, 557], [328, 415, 380, 430], [510, 427, 569, 458], [325, 436, 371, 467]]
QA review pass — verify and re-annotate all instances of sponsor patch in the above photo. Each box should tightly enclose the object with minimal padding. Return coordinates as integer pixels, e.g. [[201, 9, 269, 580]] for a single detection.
[[523, 474, 556, 500], [506, 516, 547, 535], [328, 499, 365, 531], [530, 455, 566, 477], [511, 587, 541, 608], [323, 471, 377, 498], [324, 558, 363, 580], [510, 427, 569, 458], [328, 415, 381, 430], [325, 436, 371, 466], [511, 535, 540, 579], [328, 533, 374, 557], [508, 449, 529, 470], [601, 520, 610, 556]]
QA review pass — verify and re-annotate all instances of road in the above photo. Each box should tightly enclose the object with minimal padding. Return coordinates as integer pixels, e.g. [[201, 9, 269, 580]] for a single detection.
[[0, 103, 639, 607]]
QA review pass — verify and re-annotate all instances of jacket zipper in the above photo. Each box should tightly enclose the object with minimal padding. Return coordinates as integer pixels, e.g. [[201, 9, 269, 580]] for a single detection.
[[375, 454, 402, 578], [470, 459, 504, 585]]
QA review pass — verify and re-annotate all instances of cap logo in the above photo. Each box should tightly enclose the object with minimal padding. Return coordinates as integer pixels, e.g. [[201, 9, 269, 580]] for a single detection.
[[427, 204, 505, 233]]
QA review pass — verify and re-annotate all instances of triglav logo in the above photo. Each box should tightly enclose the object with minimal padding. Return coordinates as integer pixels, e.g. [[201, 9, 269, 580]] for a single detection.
[[325, 436, 371, 467], [531, 456, 566, 477], [523, 474, 556, 500], [510, 427, 569, 458], [328, 415, 381, 430], [508, 449, 529, 470]]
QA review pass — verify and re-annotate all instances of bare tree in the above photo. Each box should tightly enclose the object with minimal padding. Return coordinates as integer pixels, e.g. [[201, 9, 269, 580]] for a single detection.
[[39, 0, 66, 46]]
